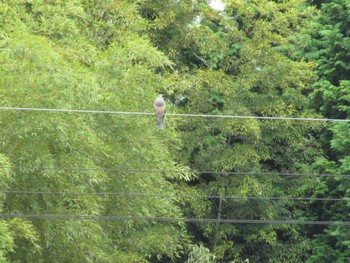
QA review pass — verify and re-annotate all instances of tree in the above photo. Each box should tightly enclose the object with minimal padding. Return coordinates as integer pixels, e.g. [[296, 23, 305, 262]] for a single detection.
[[0, 155, 15, 262], [0, 0, 192, 261], [0, 154, 41, 262], [159, 0, 323, 261], [299, 0, 350, 261]]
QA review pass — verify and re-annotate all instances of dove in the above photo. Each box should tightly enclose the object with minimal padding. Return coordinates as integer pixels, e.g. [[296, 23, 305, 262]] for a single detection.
[[154, 95, 166, 129]]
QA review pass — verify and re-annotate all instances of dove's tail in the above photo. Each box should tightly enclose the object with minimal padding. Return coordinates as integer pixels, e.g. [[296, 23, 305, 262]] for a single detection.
[[156, 115, 164, 129]]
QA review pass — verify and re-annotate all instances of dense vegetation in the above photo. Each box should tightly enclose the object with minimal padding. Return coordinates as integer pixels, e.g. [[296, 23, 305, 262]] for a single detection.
[[0, 0, 349, 262]]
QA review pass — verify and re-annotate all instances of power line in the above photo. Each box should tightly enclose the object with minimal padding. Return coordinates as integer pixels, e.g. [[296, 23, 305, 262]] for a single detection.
[[1, 190, 348, 202], [1, 165, 349, 177], [0, 106, 348, 122], [0, 214, 349, 225], [0, 107, 154, 116]]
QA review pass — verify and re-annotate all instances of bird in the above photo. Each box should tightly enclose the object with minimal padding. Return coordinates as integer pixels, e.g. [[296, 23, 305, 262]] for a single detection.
[[154, 95, 166, 129]]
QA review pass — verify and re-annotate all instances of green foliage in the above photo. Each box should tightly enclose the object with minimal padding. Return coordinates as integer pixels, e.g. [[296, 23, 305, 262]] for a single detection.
[[161, 0, 323, 261], [303, 0, 350, 261], [139, 0, 205, 61], [309, 0, 350, 84], [0, 0, 193, 261], [306, 225, 350, 263], [0, 221, 14, 262], [7, 218, 41, 261], [0, 154, 14, 262], [0, 155, 42, 262], [186, 243, 217, 263], [2, 0, 349, 262]]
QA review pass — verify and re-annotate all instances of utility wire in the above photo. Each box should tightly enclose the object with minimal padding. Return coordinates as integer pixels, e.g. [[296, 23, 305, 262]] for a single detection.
[[0, 214, 349, 225], [1, 166, 349, 177], [0, 106, 348, 122], [1, 190, 348, 202]]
